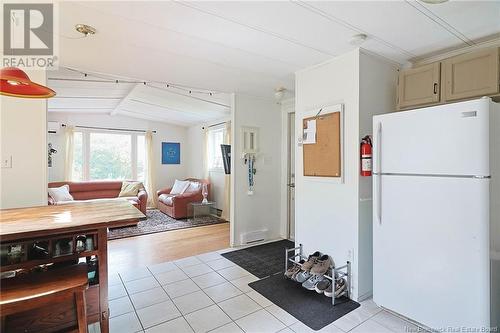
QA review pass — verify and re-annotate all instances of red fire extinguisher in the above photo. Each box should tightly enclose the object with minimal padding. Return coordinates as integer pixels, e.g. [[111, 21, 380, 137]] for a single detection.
[[360, 135, 372, 176]]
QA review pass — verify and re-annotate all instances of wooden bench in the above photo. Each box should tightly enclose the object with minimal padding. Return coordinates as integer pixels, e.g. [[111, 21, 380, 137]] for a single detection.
[[1, 264, 89, 333]]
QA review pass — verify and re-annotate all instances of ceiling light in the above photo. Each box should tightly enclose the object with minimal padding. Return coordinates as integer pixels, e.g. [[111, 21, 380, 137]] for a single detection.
[[75, 24, 96, 36], [350, 34, 368, 46], [419, 0, 449, 4], [274, 87, 286, 102], [1, 67, 56, 98]]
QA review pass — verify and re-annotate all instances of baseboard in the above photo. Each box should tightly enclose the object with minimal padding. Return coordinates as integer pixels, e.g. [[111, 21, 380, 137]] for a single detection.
[[357, 291, 373, 302]]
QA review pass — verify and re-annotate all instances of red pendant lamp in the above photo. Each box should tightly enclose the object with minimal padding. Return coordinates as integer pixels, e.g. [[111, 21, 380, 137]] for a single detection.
[[0, 67, 56, 98]]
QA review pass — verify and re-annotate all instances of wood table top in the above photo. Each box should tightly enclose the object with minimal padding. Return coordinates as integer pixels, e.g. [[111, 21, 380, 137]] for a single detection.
[[0, 200, 145, 240]]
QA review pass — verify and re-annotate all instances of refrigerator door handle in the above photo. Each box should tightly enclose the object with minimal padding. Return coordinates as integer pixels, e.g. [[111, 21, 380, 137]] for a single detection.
[[377, 122, 382, 224]]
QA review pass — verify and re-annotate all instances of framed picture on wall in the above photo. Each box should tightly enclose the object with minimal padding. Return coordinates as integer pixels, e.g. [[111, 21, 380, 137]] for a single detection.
[[162, 142, 180, 164]]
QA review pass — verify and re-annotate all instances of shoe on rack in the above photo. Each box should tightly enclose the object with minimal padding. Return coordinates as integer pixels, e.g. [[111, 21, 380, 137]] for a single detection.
[[295, 270, 312, 283], [324, 282, 333, 298], [334, 277, 347, 298], [310, 255, 334, 276], [284, 260, 304, 279], [302, 274, 325, 291], [314, 278, 331, 294], [301, 251, 321, 272], [314, 270, 332, 294]]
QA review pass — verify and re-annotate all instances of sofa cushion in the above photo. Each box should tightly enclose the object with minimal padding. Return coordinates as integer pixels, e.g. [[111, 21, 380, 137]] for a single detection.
[[171, 179, 190, 195], [55, 197, 139, 206], [48, 185, 74, 203], [158, 194, 175, 206], [186, 181, 201, 193], [119, 181, 143, 197]]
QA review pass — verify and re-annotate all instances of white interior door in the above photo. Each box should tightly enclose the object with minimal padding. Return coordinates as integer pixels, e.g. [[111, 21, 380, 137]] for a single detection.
[[288, 112, 295, 240], [373, 175, 490, 329]]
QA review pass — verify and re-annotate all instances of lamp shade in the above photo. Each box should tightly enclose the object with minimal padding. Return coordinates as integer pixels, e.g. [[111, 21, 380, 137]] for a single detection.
[[0, 67, 55, 98]]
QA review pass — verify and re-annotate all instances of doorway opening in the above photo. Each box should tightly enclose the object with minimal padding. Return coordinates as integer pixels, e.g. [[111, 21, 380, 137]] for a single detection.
[[287, 112, 295, 240]]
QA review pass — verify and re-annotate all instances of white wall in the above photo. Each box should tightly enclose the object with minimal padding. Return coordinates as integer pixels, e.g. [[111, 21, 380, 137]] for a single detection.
[[231, 94, 282, 246], [295, 49, 361, 298], [357, 51, 398, 299], [1, 70, 48, 209], [47, 113, 189, 193], [294, 49, 397, 300]]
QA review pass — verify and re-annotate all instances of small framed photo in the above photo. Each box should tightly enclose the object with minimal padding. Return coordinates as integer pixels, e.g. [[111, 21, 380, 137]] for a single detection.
[[162, 142, 180, 164]]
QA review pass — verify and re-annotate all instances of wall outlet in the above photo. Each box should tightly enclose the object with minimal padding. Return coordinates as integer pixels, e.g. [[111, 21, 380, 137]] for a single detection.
[[1, 156, 12, 168]]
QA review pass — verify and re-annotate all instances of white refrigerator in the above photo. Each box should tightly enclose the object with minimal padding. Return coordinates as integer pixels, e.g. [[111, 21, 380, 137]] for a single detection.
[[372, 97, 499, 330]]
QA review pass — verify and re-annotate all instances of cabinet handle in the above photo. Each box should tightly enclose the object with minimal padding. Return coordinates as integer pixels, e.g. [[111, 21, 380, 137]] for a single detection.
[[433, 83, 438, 94]]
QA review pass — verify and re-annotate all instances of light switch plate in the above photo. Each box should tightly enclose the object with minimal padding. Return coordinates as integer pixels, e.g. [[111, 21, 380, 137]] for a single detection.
[[1, 156, 12, 168]]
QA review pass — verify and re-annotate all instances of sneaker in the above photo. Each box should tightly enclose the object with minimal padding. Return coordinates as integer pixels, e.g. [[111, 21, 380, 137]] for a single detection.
[[302, 274, 324, 291], [310, 255, 333, 275], [295, 270, 312, 283], [334, 278, 347, 298], [324, 283, 333, 297], [284, 260, 304, 279], [301, 251, 321, 272], [314, 278, 331, 294]]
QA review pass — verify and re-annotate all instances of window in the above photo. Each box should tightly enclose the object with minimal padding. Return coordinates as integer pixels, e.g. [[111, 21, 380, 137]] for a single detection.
[[72, 131, 145, 182], [207, 127, 225, 170]]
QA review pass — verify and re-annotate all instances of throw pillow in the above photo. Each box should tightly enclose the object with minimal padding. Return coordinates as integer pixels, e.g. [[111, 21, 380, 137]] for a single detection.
[[170, 179, 190, 195], [186, 181, 201, 192], [48, 185, 74, 203], [118, 181, 143, 197]]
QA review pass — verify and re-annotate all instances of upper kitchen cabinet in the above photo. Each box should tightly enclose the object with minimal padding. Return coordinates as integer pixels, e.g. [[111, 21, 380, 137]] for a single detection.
[[443, 47, 499, 101], [398, 62, 440, 109]]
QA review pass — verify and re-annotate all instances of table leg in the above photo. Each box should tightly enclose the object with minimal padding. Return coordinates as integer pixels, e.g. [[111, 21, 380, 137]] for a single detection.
[[97, 228, 109, 333], [76, 289, 88, 333]]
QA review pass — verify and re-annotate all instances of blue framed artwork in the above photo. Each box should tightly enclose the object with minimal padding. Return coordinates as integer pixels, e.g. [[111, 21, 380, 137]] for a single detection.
[[162, 142, 180, 164]]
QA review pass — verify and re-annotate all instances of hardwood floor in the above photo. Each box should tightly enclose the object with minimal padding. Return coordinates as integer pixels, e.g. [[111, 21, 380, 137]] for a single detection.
[[107, 223, 230, 275]]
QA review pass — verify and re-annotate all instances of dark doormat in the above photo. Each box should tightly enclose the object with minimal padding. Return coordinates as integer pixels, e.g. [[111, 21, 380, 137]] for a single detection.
[[221, 239, 295, 278], [249, 273, 360, 331]]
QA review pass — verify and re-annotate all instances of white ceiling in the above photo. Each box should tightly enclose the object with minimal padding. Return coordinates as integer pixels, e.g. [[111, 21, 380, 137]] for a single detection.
[[50, 0, 500, 123]]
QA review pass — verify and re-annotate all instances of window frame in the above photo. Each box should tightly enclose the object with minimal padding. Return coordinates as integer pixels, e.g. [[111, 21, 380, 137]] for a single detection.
[[73, 129, 145, 182], [207, 126, 226, 172]]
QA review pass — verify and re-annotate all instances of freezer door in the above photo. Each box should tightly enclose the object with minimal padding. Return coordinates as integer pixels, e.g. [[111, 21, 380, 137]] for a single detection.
[[373, 175, 490, 329], [373, 99, 490, 176]]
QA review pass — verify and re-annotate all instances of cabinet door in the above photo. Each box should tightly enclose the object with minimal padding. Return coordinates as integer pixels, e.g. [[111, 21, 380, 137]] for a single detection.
[[444, 47, 499, 101], [398, 62, 440, 108]]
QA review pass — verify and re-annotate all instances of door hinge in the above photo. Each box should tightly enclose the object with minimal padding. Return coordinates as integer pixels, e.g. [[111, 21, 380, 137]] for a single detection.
[[101, 310, 108, 320]]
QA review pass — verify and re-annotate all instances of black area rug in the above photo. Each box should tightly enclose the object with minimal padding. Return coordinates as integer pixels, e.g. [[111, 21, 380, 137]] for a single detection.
[[108, 209, 227, 240], [221, 239, 295, 278], [249, 273, 360, 331]]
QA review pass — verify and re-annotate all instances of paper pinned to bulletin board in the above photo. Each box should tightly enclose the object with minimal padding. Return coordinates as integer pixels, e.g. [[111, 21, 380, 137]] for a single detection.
[[302, 111, 341, 177]]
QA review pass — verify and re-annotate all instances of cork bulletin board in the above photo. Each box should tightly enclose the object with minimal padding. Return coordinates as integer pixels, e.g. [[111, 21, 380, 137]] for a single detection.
[[302, 111, 341, 177]]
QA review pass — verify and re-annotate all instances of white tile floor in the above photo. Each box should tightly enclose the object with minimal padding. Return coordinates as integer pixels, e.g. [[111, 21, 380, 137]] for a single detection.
[[89, 247, 419, 333]]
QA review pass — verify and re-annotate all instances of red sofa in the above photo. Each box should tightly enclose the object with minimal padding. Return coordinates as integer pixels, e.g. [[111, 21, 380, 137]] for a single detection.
[[48, 181, 148, 215], [157, 178, 210, 219]]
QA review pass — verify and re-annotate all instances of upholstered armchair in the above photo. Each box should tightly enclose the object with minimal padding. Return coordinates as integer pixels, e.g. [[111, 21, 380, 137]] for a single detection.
[[157, 178, 210, 219]]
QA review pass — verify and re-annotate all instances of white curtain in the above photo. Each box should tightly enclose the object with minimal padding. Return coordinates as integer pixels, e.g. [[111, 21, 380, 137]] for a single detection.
[[221, 122, 231, 221], [64, 125, 75, 181], [203, 129, 210, 180], [145, 130, 157, 208]]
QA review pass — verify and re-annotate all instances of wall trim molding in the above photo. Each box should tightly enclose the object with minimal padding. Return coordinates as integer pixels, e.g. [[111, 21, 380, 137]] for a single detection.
[[410, 35, 500, 67]]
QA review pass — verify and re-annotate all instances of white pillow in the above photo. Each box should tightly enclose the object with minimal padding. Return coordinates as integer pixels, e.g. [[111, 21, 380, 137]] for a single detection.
[[48, 185, 74, 203], [186, 181, 201, 193], [170, 180, 190, 195]]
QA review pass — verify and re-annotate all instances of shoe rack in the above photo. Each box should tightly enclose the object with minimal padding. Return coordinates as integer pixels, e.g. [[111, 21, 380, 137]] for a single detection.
[[285, 244, 351, 306]]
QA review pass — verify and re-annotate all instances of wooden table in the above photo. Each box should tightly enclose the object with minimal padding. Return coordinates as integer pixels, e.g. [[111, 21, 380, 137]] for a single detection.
[[0, 200, 145, 333]]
